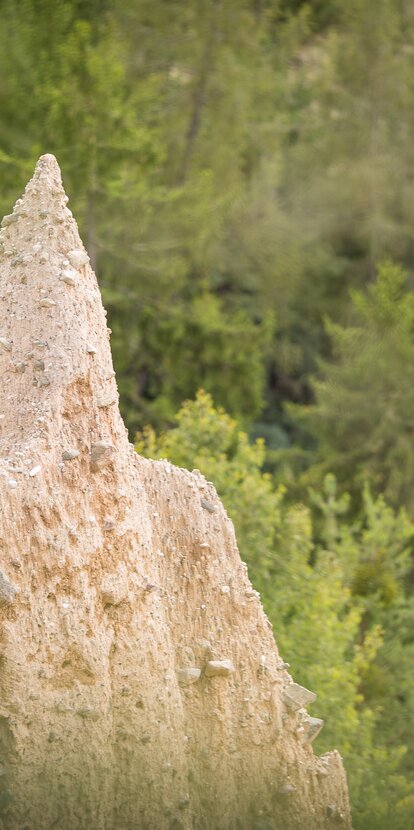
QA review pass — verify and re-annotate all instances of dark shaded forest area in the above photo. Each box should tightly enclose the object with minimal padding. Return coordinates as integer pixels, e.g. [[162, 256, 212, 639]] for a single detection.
[[1, 1, 414, 826]]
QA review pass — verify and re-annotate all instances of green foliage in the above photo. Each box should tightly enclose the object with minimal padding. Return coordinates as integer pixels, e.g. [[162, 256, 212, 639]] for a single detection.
[[291, 262, 414, 508], [137, 391, 414, 828], [109, 292, 272, 432]]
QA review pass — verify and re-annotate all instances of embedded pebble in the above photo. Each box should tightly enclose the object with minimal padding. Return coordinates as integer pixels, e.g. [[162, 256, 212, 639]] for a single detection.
[[1, 214, 18, 228], [97, 392, 117, 408], [0, 570, 18, 607], [0, 337, 12, 352], [59, 269, 77, 285], [11, 254, 32, 266], [7, 479, 17, 489], [201, 499, 216, 514], [29, 465, 41, 477], [86, 344, 97, 354], [303, 716, 324, 743], [62, 449, 80, 461], [13, 362, 26, 373], [283, 682, 317, 710], [90, 441, 115, 471], [39, 298, 56, 308], [38, 375, 51, 387], [177, 668, 201, 685], [205, 660, 235, 677], [68, 248, 89, 269]]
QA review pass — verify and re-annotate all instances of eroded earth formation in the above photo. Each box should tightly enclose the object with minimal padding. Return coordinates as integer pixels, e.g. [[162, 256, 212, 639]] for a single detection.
[[0, 156, 352, 830]]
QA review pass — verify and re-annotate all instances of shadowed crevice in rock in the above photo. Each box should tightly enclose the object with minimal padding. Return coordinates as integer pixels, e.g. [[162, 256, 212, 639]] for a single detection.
[[0, 155, 352, 830]]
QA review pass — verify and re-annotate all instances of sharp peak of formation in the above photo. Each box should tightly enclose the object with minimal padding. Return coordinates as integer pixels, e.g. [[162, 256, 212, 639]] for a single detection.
[[0, 157, 352, 830]]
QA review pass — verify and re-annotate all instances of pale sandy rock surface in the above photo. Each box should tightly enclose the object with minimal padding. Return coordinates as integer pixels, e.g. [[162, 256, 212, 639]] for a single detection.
[[0, 155, 352, 830]]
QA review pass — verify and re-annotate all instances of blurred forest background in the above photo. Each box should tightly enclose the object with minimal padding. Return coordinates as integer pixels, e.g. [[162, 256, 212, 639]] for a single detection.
[[1, 0, 414, 826]]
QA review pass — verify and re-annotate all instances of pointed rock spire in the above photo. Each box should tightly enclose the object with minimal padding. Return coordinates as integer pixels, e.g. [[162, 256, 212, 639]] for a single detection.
[[0, 158, 352, 830], [0, 154, 123, 473]]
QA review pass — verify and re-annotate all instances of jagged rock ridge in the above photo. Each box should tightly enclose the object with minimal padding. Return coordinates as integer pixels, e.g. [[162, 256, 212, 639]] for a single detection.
[[0, 155, 352, 830]]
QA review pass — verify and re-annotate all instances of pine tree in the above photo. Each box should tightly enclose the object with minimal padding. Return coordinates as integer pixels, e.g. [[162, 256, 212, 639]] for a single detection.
[[290, 261, 414, 509]]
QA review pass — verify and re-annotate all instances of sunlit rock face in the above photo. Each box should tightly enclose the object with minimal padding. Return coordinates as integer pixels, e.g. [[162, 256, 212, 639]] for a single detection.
[[0, 155, 352, 830]]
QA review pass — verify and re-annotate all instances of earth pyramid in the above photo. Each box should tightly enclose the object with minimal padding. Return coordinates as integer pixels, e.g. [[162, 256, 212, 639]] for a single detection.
[[0, 155, 352, 830]]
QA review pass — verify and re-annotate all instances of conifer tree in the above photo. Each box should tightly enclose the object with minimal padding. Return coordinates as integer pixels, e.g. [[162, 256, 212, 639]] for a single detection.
[[291, 262, 414, 509]]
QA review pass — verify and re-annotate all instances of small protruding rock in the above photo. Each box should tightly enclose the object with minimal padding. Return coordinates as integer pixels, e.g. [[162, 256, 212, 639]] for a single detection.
[[0, 570, 18, 608], [38, 375, 51, 387], [97, 391, 117, 408], [201, 499, 216, 514], [62, 449, 80, 461], [39, 298, 56, 308], [29, 465, 41, 477], [67, 249, 89, 269], [90, 441, 115, 472], [177, 668, 201, 686], [283, 682, 317, 710], [303, 716, 324, 743], [59, 269, 77, 286], [86, 344, 97, 354], [1, 214, 18, 228], [0, 337, 12, 352], [205, 659, 235, 677]]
